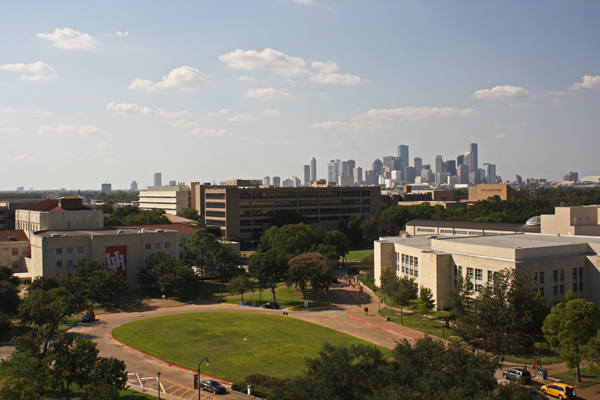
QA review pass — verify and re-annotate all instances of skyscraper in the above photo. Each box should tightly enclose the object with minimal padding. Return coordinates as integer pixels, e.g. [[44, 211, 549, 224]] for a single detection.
[[413, 157, 422, 175], [372, 159, 383, 176], [272, 176, 281, 187], [485, 163, 497, 184], [130, 181, 138, 192], [468, 143, 478, 172], [302, 165, 310, 186], [263, 176, 271, 186], [353, 167, 363, 185], [154, 172, 162, 187], [397, 145, 409, 168], [310, 157, 317, 183], [328, 159, 341, 183]]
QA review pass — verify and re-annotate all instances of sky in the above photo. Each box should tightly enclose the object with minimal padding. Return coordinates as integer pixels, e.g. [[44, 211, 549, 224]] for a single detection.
[[1, 1, 599, 191]]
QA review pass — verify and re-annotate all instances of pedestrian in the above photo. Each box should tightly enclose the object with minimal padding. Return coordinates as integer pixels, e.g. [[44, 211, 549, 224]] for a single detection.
[[533, 359, 536, 370], [474, 349, 477, 356], [537, 358, 542, 369], [500, 355, 504, 365]]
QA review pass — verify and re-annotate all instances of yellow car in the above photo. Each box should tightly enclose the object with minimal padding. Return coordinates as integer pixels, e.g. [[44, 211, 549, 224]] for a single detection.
[[540, 383, 576, 399]]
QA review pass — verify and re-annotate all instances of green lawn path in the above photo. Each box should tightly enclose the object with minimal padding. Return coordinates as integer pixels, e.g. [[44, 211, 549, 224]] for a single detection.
[[112, 312, 390, 384], [346, 249, 373, 263]]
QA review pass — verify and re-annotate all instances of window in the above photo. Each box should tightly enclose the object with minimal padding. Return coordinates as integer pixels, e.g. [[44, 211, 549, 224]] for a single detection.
[[56, 261, 63, 268], [573, 268, 578, 280], [488, 271, 493, 282], [414, 258, 418, 277], [165, 243, 170, 250], [573, 283, 577, 292], [12, 248, 18, 256], [155, 243, 161, 250], [560, 269, 564, 281], [553, 286, 558, 294], [553, 270, 558, 282], [579, 267, 583, 279], [454, 265, 458, 281], [475, 269, 483, 281], [56, 248, 63, 255], [459, 266, 463, 277], [78, 247, 84, 254], [559, 285, 564, 294], [539, 272, 544, 284], [12, 261, 18, 269], [67, 260, 73, 267], [540, 288, 544, 296], [533, 272, 538, 282], [579, 282, 583, 291], [467, 267, 474, 280], [475, 284, 482, 292], [67, 247, 73, 254]]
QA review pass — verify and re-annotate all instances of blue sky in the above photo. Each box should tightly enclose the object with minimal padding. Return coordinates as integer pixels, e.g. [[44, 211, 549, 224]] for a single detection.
[[1, 1, 599, 190]]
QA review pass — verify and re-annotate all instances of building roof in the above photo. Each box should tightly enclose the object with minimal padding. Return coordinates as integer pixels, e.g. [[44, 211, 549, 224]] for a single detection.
[[116, 224, 199, 234], [163, 214, 200, 225], [18, 198, 94, 212], [0, 230, 28, 242], [406, 219, 540, 233]]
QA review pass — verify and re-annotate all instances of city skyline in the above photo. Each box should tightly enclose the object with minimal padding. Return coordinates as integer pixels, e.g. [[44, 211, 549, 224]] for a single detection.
[[1, 1, 599, 190]]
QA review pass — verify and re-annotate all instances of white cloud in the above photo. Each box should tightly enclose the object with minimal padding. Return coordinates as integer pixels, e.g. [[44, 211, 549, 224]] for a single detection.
[[13, 154, 32, 160], [239, 76, 256, 81], [189, 128, 227, 137], [496, 133, 508, 139], [244, 87, 292, 99], [129, 66, 210, 92], [0, 108, 16, 114], [208, 109, 230, 117], [311, 120, 384, 131], [228, 113, 254, 122], [263, 109, 282, 116], [106, 102, 188, 117], [169, 119, 200, 128], [473, 85, 531, 100], [36, 124, 105, 136], [570, 75, 600, 90], [0, 61, 58, 81], [116, 31, 129, 37], [36, 28, 98, 50], [364, 106, 475, 120], [97, 141, 113, 148], [308, 73, 362, 85], [311, 61, 339, 73], [247, 137, 264, 144], [292, 0, 313, 4], [0, 127, 19, 133], [219, 48, 310, 77]]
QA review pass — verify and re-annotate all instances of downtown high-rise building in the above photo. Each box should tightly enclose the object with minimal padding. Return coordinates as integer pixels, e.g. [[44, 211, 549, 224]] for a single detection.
[[301, 165, 310, 186], [154, 172, 162, 187], [397, 145, 409, 168], [310, 157, 317, 183], [468, 143, 478, 172]]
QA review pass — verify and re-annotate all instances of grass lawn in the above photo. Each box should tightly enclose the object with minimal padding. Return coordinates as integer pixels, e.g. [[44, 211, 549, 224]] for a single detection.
[[45, 386, 157, 399], [346, 249, 373, 263], [379, 308, 457, 341], [505, 354, 562, 366], [112, 312, 390, 383], [224, 285, 330, 308], [549, 367, 600, 388]]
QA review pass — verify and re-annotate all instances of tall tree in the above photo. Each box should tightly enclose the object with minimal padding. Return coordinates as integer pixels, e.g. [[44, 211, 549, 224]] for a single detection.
[[288, 253, 333, 301], [322, 231, 350, 260], [139, 252, 199, 300], [417, 287, 435, 317], [248, 250, 288, 302], [184, 229, 220, 273], [542, 298, 600, 382], [227, 274, 253, 302], [449, 275, 473, 318], [392, 276, 418, 325]]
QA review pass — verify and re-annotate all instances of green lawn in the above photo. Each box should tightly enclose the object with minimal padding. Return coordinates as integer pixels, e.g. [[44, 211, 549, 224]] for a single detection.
[[379, 308, 456, 340], [346, 249, 373, 263], [223, 285, 330, 308], [549, 367, 600, 388], [112, 312, 389, 383]]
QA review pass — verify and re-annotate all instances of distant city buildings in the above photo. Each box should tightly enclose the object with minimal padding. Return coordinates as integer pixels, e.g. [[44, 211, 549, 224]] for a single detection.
[[153, 172, 162, 187], [564, 171, 579, 182], [130, 181, 138, 192], [101, 183, 112, 193]]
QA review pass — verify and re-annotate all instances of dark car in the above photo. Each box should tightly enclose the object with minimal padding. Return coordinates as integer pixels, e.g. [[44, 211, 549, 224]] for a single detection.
[[262, 302, 280, 309], [200, 379, 226, 394], [81, 312, 95, 323], [502, 368, 531, 384]]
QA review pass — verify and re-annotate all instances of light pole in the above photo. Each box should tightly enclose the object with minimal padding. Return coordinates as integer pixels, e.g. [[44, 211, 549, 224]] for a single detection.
[[157, 372, 161, 400], [197, 357, 209, 400]]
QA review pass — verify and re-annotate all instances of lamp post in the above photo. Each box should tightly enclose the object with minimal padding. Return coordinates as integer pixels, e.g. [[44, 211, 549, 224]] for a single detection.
[[197, 357, 209, 400], [157, 372, 161, 400]]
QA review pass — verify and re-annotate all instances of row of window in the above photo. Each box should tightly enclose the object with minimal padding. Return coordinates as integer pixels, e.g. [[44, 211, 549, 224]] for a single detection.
[[395, 253, 419, 277]]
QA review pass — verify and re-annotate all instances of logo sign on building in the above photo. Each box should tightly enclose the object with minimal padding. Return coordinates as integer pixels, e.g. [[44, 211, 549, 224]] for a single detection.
[[105, 246, 127, 277]]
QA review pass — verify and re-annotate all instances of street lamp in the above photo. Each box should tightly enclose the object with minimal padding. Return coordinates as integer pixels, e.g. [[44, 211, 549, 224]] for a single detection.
[[197, 357, 209, 400], [157, 372, 161, 400]]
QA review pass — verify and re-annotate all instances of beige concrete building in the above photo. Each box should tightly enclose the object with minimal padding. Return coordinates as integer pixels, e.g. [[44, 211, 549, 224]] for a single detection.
[[375, 233, 600, 310], [468, 184, 521, 202], [0, 230, 30, 273], [138, 185, 192, 215], [405, 219, 540, 236], [203, 184, 381, 243], [541, 205, 600, 236]]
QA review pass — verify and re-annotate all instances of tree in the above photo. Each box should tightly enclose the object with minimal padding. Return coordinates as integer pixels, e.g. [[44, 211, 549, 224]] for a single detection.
[[379, 269, 400, 303], [27, 276, 60, 292], [18, 287, 88, 355], [449, 275, 473, 318], [47, 334, 99, 400], [139, 252, 199, 300], [0, 266, 20, 286], [83, 357, 127, 400], [61, 258, 129, 308], [176, 208, 202, 222], [542, 298, 600, 382], [0, 376, 42, 400], [288, 253, 333, 301], [392, 276, 418, 325], [257, 223, 318, 259], [228, 274, 253, 302], [248, 250, 289, 302], [0, 349, 49, 396], [417, 287, 435, 317], [322, 231, 350, 259], [184, 229, 220, 273]]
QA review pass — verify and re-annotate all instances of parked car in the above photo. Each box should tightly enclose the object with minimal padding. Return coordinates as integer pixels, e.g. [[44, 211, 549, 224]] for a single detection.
[[262, 302, 280, 309], [81, 311, 95, 323], [502, 368, 531, 384], [540, 383, 577, 399], [200, 379, 226, 394]]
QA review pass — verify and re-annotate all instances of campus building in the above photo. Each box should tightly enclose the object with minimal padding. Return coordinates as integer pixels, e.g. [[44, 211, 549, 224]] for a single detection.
[[375, 233, 600, 310], [468, 184, 521, 202], [203, 182, 381, 243]]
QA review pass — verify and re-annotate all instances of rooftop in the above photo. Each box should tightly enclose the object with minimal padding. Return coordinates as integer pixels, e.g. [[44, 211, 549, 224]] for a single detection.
[[406, 219, 540, 233], [0, 230, 28, 242]]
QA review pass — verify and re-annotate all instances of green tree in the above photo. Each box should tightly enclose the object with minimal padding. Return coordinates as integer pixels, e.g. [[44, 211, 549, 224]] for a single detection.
[[248, 249, 288, 302], [542, 298, 600, 382], [60, 258, 129, 308], [0, 265, 20, 286], [184, 229, 220, 273], [26, 276, 60, 292], [288, 253, 333, 301], [139, 252, 199, 300], [228, 274, 253, 302], [417, 287, 435, 317], [258, 223, 318, 259], [0, 349, 49, 396], [379, 269, 400, 303], [83, 357, 127, 400], [0, 376, 42, 400], [322, 231, 350, 259], [176, 208, 202, 222], [18, 287, 87, 355], [0, 280, 20, 316], [47, 334, 99, 400], [392, 276, 418, 325], [449, 275, 473, 318]]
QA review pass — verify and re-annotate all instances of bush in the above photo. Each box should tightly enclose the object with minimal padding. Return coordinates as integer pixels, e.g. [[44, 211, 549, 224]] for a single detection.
[[20, 277, 32, 285], [246, 373, 288, 388], [231, 381, 268, 398]]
